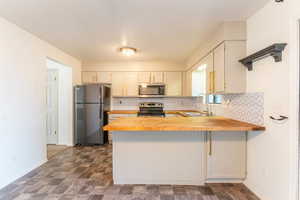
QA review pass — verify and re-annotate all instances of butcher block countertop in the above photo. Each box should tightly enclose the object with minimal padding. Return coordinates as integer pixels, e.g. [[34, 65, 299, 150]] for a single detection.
[[103, 116, 265, 131]]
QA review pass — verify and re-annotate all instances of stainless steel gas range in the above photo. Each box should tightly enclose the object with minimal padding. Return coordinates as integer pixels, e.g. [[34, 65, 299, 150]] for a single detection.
[[137, 102, 165, 117]]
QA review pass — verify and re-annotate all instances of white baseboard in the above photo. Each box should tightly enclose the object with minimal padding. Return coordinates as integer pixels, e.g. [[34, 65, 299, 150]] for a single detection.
[[205, 178, 245, 183], [114, 179, 205, 186]]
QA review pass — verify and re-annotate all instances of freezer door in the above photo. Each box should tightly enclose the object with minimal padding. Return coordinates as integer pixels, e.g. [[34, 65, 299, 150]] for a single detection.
[[85, 84, 101, 103], [75, 84, 101, 104], [74, 86, 85, 104]]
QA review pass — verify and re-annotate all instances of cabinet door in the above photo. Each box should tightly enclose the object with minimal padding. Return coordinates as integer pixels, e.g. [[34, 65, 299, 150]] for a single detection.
[[224, 41, 246, 93], [200, 53, 214, 94], [214, 43, 225, 93], [151, 72, 165, 83], [82, 72, 97, 83], [206, 131, 246, 179], [97, 72, 112, 83], [124, 72, 138, 96], [111, 72, 124, 96], [138, 72, 151, 83], [186, 70, 193, 96], [165, 72, 182, 96]]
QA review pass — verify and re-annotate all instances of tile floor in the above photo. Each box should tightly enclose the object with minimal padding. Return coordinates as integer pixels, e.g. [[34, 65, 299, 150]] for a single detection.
[[47, 145, 69, 160], [0, 145, 260, 200]]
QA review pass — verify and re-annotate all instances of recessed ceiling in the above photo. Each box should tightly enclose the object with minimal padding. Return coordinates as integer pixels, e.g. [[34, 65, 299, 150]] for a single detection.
[[0, 0, 269, 63]]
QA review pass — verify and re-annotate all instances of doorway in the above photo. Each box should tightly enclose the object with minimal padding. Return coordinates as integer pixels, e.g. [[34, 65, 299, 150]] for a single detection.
[[46, 59, 73, 159], [47, 69, 59, 144]]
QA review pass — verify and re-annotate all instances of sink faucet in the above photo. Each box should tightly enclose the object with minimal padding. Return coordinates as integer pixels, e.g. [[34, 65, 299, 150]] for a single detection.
[[203, 104, 213, 116]]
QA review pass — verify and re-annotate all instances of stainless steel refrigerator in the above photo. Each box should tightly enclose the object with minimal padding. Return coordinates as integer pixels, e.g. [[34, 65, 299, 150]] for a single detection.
[[74, 84, 111, 145]]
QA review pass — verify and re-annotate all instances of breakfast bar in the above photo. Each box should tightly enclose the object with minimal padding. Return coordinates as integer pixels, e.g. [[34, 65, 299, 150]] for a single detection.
[[103, 116, 265, 185]]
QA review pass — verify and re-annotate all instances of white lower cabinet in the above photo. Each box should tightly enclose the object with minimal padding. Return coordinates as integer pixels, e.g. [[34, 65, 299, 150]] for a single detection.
[[205, 131, 247, 181]]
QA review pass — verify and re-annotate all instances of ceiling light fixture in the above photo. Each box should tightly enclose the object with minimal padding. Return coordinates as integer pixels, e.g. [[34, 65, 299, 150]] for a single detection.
[[120, 47, 137, 56]]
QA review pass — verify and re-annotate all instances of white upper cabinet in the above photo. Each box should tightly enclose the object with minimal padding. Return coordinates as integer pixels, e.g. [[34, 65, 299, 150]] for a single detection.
[[214, 43, 225, 93], [97, 72, 112, 83], [82, 72, 97, 83], [189, 41, 246, 95], [83, 71, 183, 96], [138, 72, 165, 84], [125, 72, 138, 96], [201, 53, 214, 94], [112, 72, 138, 96], [138, 72, 152, 83], [151, 72, 165, 84], [111, 72, 124, 96], [212, 41, 246, 94], [165, 72, 182, 96], [224, 41, 247, 93]]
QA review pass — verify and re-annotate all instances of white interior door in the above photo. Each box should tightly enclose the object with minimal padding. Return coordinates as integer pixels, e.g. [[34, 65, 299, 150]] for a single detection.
[[47, 70, 59, 144]]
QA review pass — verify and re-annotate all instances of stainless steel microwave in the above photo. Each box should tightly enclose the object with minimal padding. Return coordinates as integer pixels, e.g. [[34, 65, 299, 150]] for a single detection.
[[138, 84, 165, 96]]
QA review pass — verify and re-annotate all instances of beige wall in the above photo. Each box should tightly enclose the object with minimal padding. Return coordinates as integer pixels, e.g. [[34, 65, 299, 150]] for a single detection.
[[0, 16, 81, 189], [185, 21, 246, 70], [245, 0, 299, 200], [82, 61, 185, 72]]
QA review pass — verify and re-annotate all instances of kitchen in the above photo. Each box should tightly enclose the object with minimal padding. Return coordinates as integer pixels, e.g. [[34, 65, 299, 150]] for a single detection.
[[0, 0, 299, 200], [73, 21, 266, 194]]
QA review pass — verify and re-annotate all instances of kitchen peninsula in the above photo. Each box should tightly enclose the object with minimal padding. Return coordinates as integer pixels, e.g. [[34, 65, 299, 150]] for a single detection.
[[103, 116, 265, 185]]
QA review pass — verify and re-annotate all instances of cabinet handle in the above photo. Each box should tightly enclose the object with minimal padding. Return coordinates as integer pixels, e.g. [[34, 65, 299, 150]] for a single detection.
[[209, 72, 213, 93], [208, 131, 212, 156], [212, 71, 215, 93]]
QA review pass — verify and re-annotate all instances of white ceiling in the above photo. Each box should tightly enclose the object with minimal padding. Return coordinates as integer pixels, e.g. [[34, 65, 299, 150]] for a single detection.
[[0, 0, 269, 63]]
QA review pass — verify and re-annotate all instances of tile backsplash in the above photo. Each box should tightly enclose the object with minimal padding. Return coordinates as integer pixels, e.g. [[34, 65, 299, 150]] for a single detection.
[[112, 97, 202, 110], [112, 93, 264, 125], [211, 93, 264, 125]]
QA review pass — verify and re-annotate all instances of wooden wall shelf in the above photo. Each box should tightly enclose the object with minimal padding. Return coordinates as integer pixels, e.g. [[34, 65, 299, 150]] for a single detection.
[[239, 43, 287, 71]]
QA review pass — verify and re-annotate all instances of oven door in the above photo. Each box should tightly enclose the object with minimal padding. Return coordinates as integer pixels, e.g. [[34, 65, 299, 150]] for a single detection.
[[139, 85, 165, 95]]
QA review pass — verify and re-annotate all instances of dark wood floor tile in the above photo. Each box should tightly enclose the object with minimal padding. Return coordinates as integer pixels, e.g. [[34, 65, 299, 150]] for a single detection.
[[103, 186, 120, 195], [48, 179, 64, 186], [119, 186, 133, 195], [160, 194, 175, 200], [146, 185, 159, 195], [198, 187, 214, 196], [52, 184, 70, 194], [159, 185, 173, 195], [173, 186, 187, 196], [88, 194, 104, 200], [185, 186, 201, 195], [215, 192, 234, 200], [0, 183, 18, 195], [0, 145, 260, 200], [132, 185, 147, 195], [188, 194, 205, 200]]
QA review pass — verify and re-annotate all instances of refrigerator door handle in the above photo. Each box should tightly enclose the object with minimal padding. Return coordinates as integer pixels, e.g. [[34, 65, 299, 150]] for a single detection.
[[99, 86, 103, 120], [100, 103, 103, 120]]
